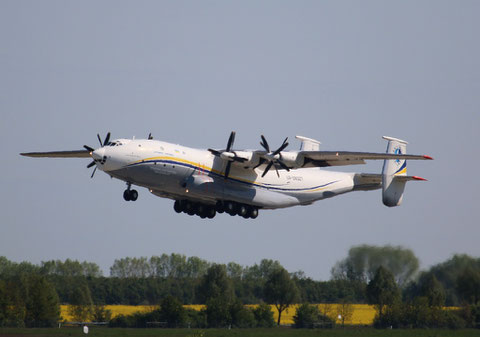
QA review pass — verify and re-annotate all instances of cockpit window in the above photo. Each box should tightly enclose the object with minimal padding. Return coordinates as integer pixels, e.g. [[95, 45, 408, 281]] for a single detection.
[[107, 141, 123, 147]]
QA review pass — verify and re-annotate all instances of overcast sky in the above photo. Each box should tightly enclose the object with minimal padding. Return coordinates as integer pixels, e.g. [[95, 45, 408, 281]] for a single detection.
[[1, 1, 479, 280]]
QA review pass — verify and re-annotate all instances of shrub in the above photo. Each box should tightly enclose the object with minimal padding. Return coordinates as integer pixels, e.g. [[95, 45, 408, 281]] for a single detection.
[[252, 302, 275, 328], [185, 308, 206, 329], [293, 303, 334, 329], [108, 314, 131, 328], [230, 300, 256, 328]]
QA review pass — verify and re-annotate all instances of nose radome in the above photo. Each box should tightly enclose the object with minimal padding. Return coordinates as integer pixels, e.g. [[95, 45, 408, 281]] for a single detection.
[[92, 147, 105, 161]]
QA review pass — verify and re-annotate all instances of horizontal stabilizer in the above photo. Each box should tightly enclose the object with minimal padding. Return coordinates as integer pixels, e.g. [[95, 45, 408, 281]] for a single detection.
[[353, 173, 428, 192], [394, 175, 428, 182]]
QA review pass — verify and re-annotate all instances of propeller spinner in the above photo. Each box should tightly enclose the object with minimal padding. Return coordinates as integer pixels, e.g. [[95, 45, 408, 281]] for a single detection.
[[84, 132, 111, 178], [208, 131, 247, 179]]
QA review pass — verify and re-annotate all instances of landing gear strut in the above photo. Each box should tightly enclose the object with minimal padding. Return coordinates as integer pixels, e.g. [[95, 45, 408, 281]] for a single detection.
[[123, 183, 138, 201]]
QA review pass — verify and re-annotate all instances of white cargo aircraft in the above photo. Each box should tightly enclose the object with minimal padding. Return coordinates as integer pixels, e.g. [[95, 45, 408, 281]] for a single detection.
[[21, 132, 432, 219]]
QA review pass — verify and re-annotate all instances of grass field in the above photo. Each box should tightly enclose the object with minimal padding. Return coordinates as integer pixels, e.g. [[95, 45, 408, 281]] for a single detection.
[[1, 327, 480, 337], [60, 304, 376, 325]]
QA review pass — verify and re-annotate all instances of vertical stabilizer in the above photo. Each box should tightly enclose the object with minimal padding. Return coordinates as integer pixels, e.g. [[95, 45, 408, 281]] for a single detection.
[[382, 136, 408, 206], [296, 135, 321, 151]]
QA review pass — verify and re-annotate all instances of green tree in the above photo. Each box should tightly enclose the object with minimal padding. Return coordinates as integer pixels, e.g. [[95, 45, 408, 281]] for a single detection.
[[24, 274, 60, 327], [198, 264, 235, 327], [294, 303, 321, 328], [197, 264, 234, 303], [457, 267, 480, 305], [366, 266, 401, 320], [110, 257, 150, 278], [331, 245, 419, 287], [68, 283, 93, 322], [92, 305, 112, 322], [419, 273, 445, 307], [264, 268, 299, 326], [205, 296, 231, 327], [159, 295, 185, 328], [424, 254, 480, 305]]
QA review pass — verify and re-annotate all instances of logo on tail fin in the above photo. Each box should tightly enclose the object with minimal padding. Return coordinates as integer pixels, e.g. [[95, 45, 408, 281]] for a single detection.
[[394, 147, 402, 164]]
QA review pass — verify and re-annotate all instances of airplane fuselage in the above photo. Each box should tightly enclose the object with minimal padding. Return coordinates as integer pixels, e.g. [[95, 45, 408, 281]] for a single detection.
[[97, 138, 358, 210]]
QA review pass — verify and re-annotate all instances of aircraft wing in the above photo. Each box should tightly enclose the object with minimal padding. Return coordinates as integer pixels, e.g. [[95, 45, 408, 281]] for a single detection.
[[300, 151, 432, 167], [20, 150, 91, 158]]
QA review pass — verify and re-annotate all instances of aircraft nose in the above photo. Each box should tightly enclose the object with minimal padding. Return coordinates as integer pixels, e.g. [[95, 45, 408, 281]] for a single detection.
[[92, 148, 106, 162]]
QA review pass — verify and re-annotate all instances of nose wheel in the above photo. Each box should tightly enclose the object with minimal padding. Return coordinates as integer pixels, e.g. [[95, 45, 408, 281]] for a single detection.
[[123, 183, 138, 201]]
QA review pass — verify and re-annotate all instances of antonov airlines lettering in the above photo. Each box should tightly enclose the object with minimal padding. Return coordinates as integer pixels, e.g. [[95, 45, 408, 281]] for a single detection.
[[21, 132, 433, 219]]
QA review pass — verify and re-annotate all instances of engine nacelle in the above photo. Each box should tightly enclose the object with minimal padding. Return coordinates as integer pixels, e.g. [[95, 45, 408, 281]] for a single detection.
[[279, 152, 304, 168], [233, 151, 261, 168]]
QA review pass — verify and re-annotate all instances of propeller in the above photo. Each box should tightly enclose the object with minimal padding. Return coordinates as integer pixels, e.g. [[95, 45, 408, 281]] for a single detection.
[[208, 131, 246, 179], [84, 132, 111, 178], [259, 135, 291, 178]]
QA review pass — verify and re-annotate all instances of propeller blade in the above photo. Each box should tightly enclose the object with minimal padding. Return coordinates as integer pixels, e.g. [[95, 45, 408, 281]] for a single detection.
[[90, 166, 97, 178], [83, 145, 94, 152], [273, 138, 289, 156], [277, 160, 290, 172], [208, 149, 222, 156], [253, 158, 265, 169], [103, 132, 111, 146], [225, 161, 232, 179], [226, 131, 236, 152], [262, 161, 274, 178], [274, 165, 280, 178], [87, 161, 96, 168], [97, 134, 103, 147], [260, 135, 270, 152]]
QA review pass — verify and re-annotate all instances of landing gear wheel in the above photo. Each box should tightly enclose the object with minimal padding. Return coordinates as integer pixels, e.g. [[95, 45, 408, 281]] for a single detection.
[[206, 207, 216, 219], [123, 190, 131, 201], [215, 201, 225, 213], [196, 204, 205, 217], [238, 205, 247, 217], [174, 200, 183, 213], [225, 201, 236, 215], [186, 202, 196, 216], [130, 190, 138, 201], [250, 208, 259, 219]]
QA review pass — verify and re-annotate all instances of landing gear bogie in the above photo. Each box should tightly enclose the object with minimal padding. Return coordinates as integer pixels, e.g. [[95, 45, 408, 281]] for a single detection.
[[174, 200, 258, 219]]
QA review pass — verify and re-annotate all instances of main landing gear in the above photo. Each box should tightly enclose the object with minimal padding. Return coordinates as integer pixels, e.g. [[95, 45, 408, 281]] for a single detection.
[[173, 200, 259, 219], [123, 183, 138, 201], [217, 200, 259, 219]]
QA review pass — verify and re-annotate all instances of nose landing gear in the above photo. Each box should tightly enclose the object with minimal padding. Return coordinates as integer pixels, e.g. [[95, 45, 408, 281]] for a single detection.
[[123, 183, 138, 201]]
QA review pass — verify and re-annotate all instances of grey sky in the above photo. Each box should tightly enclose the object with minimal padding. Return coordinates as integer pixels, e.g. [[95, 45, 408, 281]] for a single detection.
[[1, 1, 479, 280]]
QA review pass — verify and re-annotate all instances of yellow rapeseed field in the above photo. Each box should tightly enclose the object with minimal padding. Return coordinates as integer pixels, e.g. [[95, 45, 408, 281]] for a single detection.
[[61, 303, 376, 325], [60, 305, 156, 322]]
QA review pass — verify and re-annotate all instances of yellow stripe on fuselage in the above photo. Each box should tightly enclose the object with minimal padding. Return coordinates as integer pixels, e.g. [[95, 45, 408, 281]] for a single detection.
[[131, 156, 336, 193]]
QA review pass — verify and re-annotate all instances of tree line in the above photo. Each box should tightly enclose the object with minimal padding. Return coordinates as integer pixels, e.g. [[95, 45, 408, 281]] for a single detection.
[[1, 246, 480, 329]]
